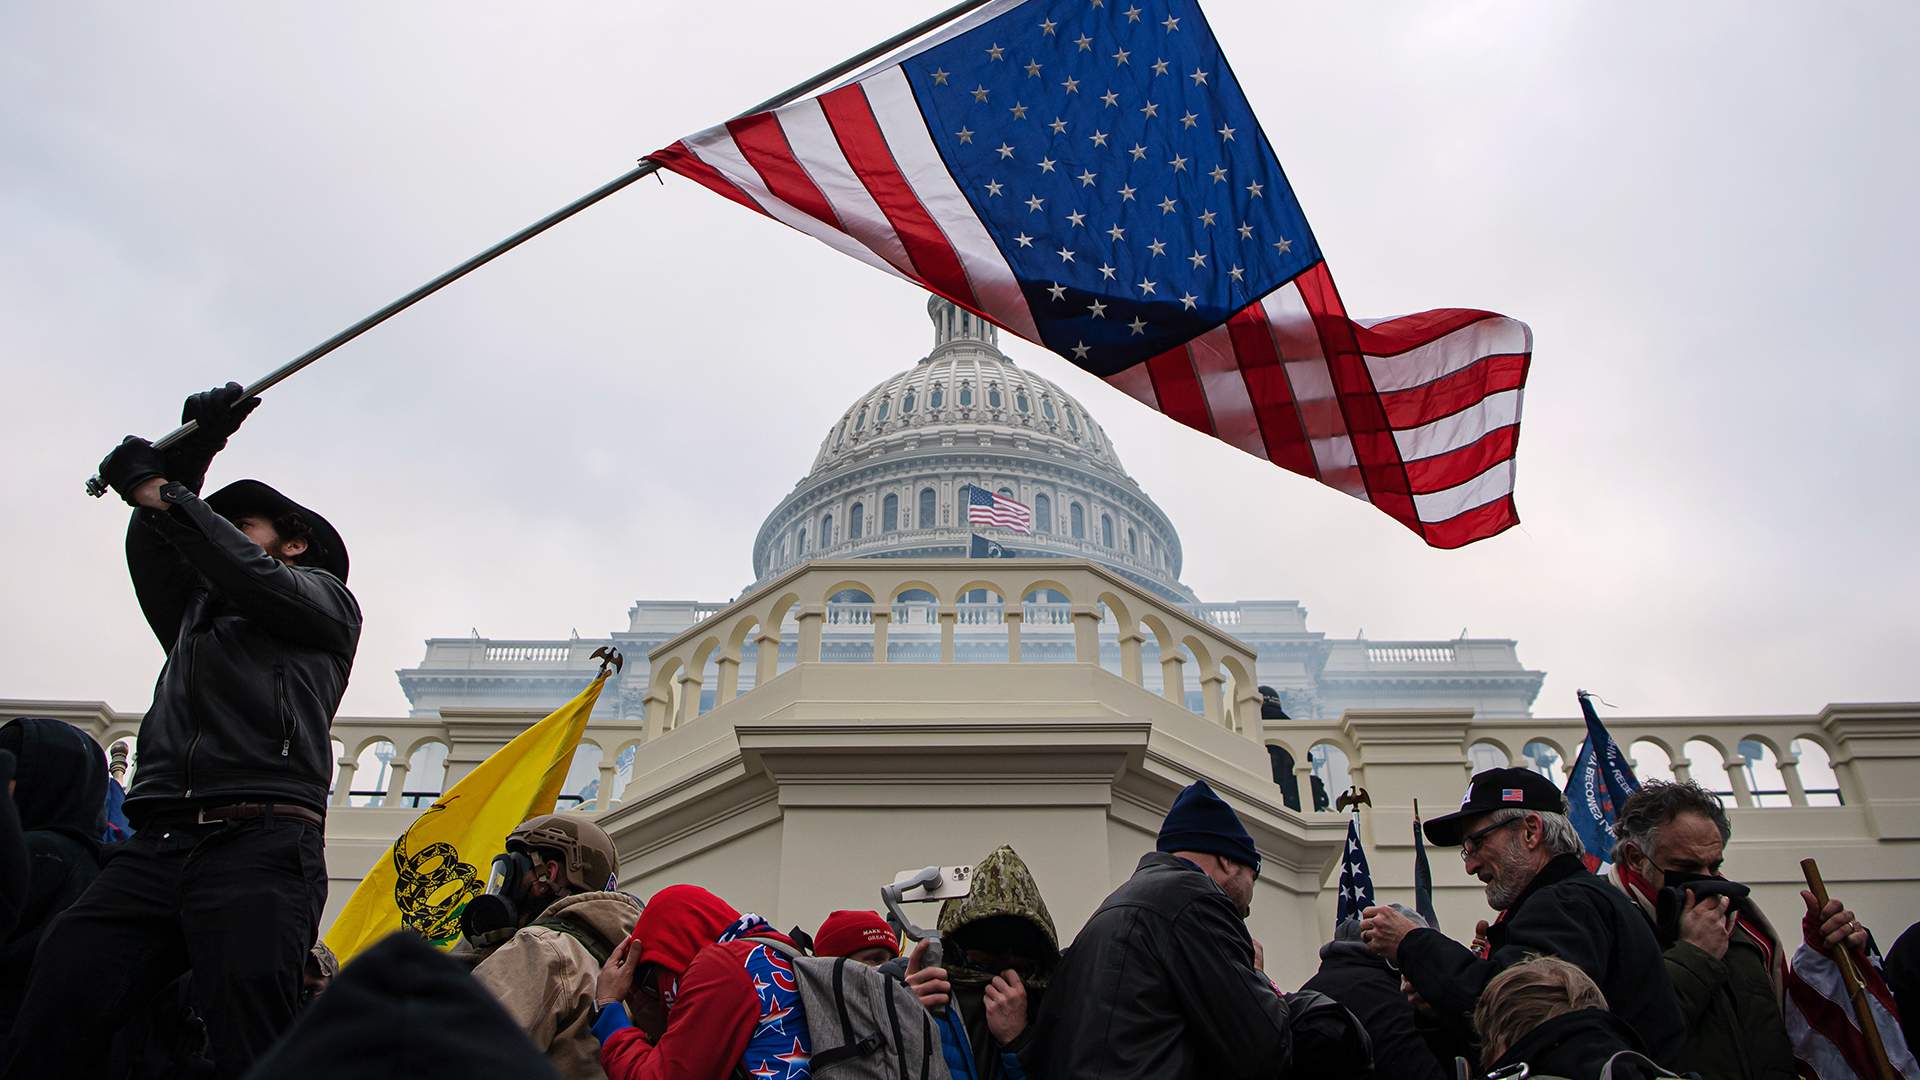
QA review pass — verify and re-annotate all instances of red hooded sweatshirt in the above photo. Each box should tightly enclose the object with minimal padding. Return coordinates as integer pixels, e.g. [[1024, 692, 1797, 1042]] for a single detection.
[[599, 885, 807, 1080]]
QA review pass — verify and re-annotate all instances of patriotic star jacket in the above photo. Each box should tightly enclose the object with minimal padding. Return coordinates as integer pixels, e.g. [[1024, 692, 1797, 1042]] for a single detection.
[[601, 931, 811, 1080]]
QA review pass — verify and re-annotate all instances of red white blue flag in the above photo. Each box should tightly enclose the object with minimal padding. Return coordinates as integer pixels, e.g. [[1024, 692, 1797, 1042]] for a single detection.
[[965, 484, 1035, 532], [652, 0, 1533, 548]]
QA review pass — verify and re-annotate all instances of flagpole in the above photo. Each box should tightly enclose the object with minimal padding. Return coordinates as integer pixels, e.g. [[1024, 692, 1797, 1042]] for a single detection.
[[85, 0, 999, 497]]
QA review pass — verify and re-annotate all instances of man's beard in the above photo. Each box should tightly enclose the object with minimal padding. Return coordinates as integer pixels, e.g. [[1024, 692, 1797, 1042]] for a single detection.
[[1482, 845, 1533, 910]]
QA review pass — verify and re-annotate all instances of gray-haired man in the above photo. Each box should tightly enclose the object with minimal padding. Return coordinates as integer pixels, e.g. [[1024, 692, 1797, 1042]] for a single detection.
[[1358, 766, 1684, 1063]]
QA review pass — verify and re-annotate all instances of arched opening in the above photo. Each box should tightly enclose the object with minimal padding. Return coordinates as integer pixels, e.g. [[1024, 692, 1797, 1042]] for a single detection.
[[610, 742, 641, 805], [1070, 503, 1086, 539], [560, 743, 603, 810], [1020, 587, 1074, 663], [930, 384, 945, 410], [1308, 743, 1349, 811], [1629, 739, 1675, 782], [349, 739, 395, 807], [1468, 740, 1510, 773], [1101, 514, 1115, 548], [956, 584, 1007, 663], [882, 494, 899, 533], [1736, 739, 1791, 807], [876, 397, 890, 422], [919, 488, 937, 529], [1791, 739, 1843, 805], [820, 513, 835, 547], [405, 741, 450, 807], [1127, 527, 1138, 555], [1520, 740, 1568, 786], [888, 588, 939, 662], [849, 503, 865, 540], [1267, 744, 1302, 811], [1683, 739, 1734, 799], [824, 588, 876, 662], [1034, 493, 1051, 533], [329, 738, 346, 798]]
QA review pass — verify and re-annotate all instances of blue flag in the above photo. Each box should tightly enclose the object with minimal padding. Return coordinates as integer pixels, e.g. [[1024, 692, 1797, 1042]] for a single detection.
[[1411, 799, 1439, 930], [969, 533, 1019, 558], [1335, 816, 1375, 924], [1564, 690, 1640, 868], [101, 776, 133, 844]]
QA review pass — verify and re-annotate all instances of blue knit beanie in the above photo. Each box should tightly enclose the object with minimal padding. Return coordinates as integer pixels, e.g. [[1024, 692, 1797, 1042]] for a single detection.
[[1156, 779, 1259, 868]]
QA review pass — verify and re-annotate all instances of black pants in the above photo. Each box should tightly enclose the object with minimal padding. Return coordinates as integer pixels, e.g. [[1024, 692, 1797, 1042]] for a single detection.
[[0, 812, 326, 1080]]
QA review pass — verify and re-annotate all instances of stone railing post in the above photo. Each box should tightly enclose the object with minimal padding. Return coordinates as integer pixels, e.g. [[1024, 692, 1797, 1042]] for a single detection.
[[715, 654, 740, 702], [1671, 755, 1694, 784], [1118, 630, 1144, 685], [1341, 709, 1478, 820], [643, 689, 671, 741], [1071, 606, 1101, 663], [1004, 608, 1023, 663], [1820, 705, 1920, 838], [1160, 654, 1186, 706], [796, 606, 825, 663], [755, 631, 781, 686], [384, 760, 410, 809], [1236, 686, 1264, 737], [1199, 671, 1226, 727], [1724, 754, 1754, 808], [938, 610, 958, 663], [1777, 753, 1809, 807], [331, 758, 357, 808], [676, 672, 703, 727], [872, 609, 892, 663], [597, 760, 619, 812]]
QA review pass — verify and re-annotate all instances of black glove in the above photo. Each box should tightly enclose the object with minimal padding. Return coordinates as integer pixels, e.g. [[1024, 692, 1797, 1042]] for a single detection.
[[180, 382, 261, 441], [98, 436, 169, 507]]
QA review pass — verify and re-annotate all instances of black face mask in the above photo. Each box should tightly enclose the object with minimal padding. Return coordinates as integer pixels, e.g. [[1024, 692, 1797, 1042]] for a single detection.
[[1653, 868, 1750, 945], [460, 851, 538, 949]]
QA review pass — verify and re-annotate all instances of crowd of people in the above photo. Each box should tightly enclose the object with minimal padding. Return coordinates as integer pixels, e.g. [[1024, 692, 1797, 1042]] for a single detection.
[[1, 385, 1916, 1078]]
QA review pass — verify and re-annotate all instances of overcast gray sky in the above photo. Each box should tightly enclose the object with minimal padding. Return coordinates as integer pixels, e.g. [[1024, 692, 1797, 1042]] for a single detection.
[[3, 1, 1915, 721]]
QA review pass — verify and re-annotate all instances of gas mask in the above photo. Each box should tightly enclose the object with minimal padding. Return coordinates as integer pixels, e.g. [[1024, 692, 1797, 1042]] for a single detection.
[[459, 850, 542, 949], [1652, 868, 1750, 946]]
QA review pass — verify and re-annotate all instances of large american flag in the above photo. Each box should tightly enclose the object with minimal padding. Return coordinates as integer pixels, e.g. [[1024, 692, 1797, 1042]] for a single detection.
[[966, 484, 1035, 532], [652, 0, 1532, 547]]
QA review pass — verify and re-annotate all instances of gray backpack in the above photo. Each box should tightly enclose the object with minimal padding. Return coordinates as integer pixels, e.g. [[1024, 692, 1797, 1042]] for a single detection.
[[741, 937, 952, 1080]]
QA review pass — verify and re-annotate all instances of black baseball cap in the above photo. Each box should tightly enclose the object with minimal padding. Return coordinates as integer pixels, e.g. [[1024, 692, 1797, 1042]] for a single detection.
[[1422, 766, 1568, 846]]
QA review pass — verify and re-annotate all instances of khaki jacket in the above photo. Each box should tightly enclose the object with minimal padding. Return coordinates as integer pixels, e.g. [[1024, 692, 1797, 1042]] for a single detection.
[[471, 891, 642, 1080]]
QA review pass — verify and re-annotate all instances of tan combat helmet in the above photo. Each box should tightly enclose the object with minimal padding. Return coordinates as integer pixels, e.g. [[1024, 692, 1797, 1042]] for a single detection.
[[506, 813, 620, 894]]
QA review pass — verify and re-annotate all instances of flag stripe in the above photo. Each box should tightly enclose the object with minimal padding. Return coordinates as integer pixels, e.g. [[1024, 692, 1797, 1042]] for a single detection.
[[817, 83, 979, 308], [1293, 263, 1422, 532], [1394, 388, 1524, 463], [1261, 285, 1366, 498], [1104, 362, 1160, 411], [772, 101, 918, 276], [1413, 459, 1515, 523], [678, 127, 912, 284], [863, 67, 1042, 340], [1423, 494, 1520, 549], [1356, 308, 1512, 357], [1145, 346, 1216, 436], [648, 141, 764, 213], [1189, 322, 1269, 459], [1380, 353, 1530, 430], [1363, 314, 1533, 394], [1224, 306, 1320, 478], [1402, 424, 1521, 496], [727, 113, 844, 231]]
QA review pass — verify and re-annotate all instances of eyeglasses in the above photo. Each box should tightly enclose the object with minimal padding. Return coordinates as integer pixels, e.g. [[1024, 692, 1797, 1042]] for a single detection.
[[1459, 816, 1525, 860]]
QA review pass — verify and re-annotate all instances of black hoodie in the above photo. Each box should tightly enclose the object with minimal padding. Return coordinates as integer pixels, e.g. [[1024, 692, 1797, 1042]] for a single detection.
[[0, 718, 107, 1035], [1488, 1008, 1671, 1080], [241, 931, 559, 1080]]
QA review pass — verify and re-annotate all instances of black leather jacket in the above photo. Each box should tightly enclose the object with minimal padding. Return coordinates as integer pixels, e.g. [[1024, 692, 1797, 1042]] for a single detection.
[[1032, 852, 1292, 1079], [121, 482, 360, 823]]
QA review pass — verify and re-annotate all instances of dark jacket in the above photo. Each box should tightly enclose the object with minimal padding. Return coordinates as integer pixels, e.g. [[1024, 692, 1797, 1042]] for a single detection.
[[1031, 852, 1291, 1079], [242, 931, 559, 1080], [122, 483, 360, 822], [1301, 941, 1447, 1080], [1486, 1008, 1666, 1080], [1661, 935, 1795, 1080], [0, 718, 107, 1035], [1398, 854, 1684, 1062]]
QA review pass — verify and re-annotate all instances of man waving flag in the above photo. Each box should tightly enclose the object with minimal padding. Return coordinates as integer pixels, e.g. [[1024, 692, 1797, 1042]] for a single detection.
[[651, 0, 1532, 547]]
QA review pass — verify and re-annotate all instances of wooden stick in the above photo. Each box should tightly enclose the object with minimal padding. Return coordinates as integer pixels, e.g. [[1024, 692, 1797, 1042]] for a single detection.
[[1801, 858, 1898, 1080]]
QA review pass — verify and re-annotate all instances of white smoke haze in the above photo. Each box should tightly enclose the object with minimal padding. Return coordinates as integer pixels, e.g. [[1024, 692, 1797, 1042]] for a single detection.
[[2, 2, 1914, 718]]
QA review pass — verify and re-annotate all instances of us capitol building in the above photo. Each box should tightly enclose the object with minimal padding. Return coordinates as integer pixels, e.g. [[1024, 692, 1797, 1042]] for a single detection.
[[21, 299, 1917, 982], [398, 299, 1545, 761]]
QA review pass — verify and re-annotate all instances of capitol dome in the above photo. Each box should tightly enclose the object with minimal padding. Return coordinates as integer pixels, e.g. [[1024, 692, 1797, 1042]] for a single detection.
[[752, 298, 1191, 600]]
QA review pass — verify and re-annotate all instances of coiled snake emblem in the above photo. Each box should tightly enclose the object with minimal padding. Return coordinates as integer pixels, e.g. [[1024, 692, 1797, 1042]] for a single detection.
[[391, 798, 483, 945]]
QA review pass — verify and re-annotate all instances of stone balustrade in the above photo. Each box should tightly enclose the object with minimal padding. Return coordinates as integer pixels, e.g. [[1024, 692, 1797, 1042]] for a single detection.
[[636, 558, 1268, 741]]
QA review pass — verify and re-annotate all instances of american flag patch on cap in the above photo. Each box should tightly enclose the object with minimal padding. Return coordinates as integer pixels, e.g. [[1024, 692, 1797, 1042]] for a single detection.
[[1502, 788, 1525, 802]]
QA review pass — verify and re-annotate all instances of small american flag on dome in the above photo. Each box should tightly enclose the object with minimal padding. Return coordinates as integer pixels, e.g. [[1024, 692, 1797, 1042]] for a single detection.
[[966, 484, 1034, 533]]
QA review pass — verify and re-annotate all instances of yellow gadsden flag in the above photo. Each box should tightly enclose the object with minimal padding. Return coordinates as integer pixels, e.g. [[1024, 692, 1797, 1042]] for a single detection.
[[323, 669, 610, 963]]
